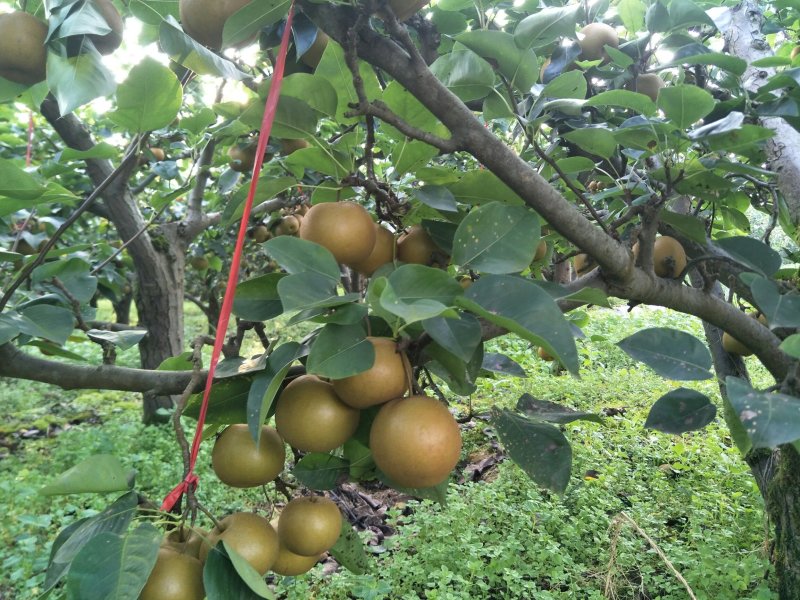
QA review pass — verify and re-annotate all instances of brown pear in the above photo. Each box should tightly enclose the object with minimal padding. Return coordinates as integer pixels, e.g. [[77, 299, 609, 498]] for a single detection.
[[0, 12, 48, 86]]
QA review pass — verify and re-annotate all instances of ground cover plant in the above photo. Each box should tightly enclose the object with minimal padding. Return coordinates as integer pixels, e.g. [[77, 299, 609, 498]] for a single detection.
[[0, 0, 799, 597], [0, 306, 777, 598]]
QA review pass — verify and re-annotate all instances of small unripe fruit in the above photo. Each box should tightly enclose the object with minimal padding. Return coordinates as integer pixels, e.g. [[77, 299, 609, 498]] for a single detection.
[[211, 424, 285, 488], [534, 239, 547, 261], [252, 224, 271, 243], [277, 496, 342, 556], [277, 215, 301, 236], [190, 256, 209, 270], [299, 32, 328, 69], [538, 346, 554, 361]]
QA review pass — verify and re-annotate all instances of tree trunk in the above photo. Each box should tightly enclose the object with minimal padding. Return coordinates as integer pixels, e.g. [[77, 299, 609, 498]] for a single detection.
[[692, 276, 799, 597], [767, 445, 800, 600], [132, 224, 186, 422], [40, 98, 187, 424], [723, 0, 800, 231], [113, 288, 133, 325]]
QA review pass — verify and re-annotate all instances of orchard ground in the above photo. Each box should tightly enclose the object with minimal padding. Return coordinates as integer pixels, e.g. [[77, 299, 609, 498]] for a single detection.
[[0, 302, 776, 599]]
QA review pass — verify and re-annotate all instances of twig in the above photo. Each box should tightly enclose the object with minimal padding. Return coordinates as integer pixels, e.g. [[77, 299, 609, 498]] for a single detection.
[[604, 512, 697, 600], [533, 141, 611, 236]]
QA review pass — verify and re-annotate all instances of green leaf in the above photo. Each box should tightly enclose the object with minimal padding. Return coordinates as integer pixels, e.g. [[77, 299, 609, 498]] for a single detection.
[[430, 46, 495, 102], [414, 185, 458, 213], [456, 275, 579, 375], [379, 265, 462, 326], [714, 236, 782, 276], [455, 30, 537, 92], [750, 277, 800, 329], [263, 236, 340, 281], [328, 521, 370, 575], [481, 352, 526, 377], [233, 273, 286, 321], [657, 84, 715, 129], [584, 89, 657, 116], [391, 140, 440, 177], [247, 342, 307, 441], [452, 202, 540, 274], [516, 394, 602, 424], [307, 323, 373, 379], [293, 453, 350, 490], [0, 158, 45, 200], [129, 0, 181, 25], [223, 542, 274, 599], [727, 378, 800, 449], [19, 304, 74, 345], [542, 70, 587, 100], [422, 313, 482, 362], [224, 176, 297, 225], [277, 272, 354, 313], [203, 544, 266, 600], [668, 0, 716, 29], [40, 454, 135, 496], [159, 17, 250, 80], [514, 4, 579, 50], [64, 524, 160, 600], [184, 377, 252, 424], [47, 44, 116, 114], [562, 128, 617, 159], [645, 388, 716, 434], [222, 0, 291, 47], [32, 256, 97, 303], [447, 170, 524, 205], [659, 210, 707, 244], [85, 329, 147, 350], [665, 45, 747, 76], [424, 340, 483, 396], [316, 40, 382, 123], [109, 58, 183, 132], [381, 81, 449, 142], [281, 73, 338, 118], [779, 334, 800, 358], [44, 492, 139, 594], [618, 0, 646, 32], [616, 327, 712, 380], [492, 408, 572, 495]]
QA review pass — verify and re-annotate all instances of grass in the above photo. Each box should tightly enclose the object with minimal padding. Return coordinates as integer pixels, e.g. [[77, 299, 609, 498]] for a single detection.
[[0, 303, 778, 599]]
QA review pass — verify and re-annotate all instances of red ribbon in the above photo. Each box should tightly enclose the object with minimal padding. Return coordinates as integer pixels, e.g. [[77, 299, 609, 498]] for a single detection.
[[161, 3, 297, 512]]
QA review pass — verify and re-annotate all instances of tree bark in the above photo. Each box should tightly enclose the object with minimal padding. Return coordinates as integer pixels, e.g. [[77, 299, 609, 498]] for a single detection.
[[40, 98, 187, 423], [767, 444, 800, 600], [723, 0, 800, 231]]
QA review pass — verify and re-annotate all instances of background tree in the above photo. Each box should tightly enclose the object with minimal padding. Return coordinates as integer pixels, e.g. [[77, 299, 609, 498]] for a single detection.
[[0, 0, 799, 596]]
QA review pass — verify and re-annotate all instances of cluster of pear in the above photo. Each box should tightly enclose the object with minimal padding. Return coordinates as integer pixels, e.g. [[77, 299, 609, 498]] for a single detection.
[[0, 0, 122, 86], [574, 235, 687, 279], [298, 201, 446, 276], [140, 424, 342, 598], [276, 337, 462, 488], [250, 203, 309, 245], [140, 496, 341, 599], [540, 22, 664, 102]]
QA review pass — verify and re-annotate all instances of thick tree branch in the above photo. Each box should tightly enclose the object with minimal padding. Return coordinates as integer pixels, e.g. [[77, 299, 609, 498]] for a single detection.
[[0, 343, 202, 395]]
